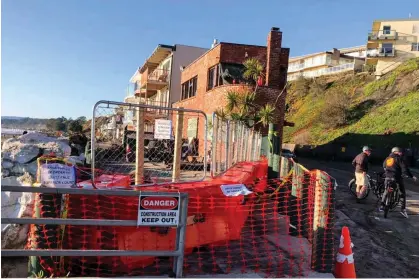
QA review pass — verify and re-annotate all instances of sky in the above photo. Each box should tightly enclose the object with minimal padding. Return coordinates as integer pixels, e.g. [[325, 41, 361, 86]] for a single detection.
[[1, 0, 418, 119]]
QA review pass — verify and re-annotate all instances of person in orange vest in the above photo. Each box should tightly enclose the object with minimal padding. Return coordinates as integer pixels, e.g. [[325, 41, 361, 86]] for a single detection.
[[380, 147, 417, 218]]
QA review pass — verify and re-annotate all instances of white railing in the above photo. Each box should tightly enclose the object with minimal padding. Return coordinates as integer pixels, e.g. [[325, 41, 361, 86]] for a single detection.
[[367, 48, 395, 57], [368, 30, 398, 40], [288, 63, 305, 72], [287, 63, 355, 81]]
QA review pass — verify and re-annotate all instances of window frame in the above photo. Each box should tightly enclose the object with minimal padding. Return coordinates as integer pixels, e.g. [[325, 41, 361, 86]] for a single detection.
[[381, 43, 394, 54], [207, 64, 220, 91], [181, 75, 198, 100], [383, 25, 391, 34]]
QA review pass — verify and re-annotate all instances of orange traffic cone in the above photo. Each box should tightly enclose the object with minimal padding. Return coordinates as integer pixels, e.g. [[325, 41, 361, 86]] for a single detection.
[[334, 226, 356, 278]]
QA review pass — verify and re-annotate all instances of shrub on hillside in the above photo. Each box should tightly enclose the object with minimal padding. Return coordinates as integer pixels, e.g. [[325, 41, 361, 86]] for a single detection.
[[310, 79, 327, 96], [320, 90, 351, 128], [293, 77, 311, 97]]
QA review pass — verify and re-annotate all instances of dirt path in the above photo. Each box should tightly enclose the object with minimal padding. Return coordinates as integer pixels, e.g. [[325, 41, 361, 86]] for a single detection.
[[300, 158, 419, 278]]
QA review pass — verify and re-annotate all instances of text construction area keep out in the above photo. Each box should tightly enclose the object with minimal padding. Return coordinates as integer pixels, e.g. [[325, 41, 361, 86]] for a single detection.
[[138, 195, 180, 226]]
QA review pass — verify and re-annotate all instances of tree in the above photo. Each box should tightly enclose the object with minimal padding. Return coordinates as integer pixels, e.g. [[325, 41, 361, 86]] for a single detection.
[[76, 116, 87, 124], [55, 120, 67, 132], [46, 119, 57, 131], [67, 120, 83, 133]]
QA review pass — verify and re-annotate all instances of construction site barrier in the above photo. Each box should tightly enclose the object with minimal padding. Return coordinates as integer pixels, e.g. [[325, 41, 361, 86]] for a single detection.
[[2, 158, 336, 277], [91, 100, 208, 186]]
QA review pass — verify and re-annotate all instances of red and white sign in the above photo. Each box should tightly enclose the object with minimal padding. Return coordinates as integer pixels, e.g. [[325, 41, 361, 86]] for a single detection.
[[138, 194, 179, 226]]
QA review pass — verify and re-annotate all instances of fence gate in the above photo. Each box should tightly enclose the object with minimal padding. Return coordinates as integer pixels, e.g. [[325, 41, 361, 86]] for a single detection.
[[90, 100, 208, 185], [1, 185, 189, 278]]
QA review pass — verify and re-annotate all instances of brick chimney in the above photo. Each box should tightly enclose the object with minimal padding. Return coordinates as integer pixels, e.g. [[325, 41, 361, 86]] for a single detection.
[[265, 27, 282, 89]]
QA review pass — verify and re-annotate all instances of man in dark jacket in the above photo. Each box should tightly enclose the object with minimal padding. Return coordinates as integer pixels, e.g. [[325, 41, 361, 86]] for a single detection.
[[381, 147, 417, 218], [352, 146, 371, 199]]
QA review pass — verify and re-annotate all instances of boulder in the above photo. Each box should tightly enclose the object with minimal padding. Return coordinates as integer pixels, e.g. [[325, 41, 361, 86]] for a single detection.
[[1, 159, 14, 169], [17, 132, 71, 157], [1, 169, 10, 177], [13, 145, 40, 164], [1, 174, 34, 249], [11, 161, 38, 177]]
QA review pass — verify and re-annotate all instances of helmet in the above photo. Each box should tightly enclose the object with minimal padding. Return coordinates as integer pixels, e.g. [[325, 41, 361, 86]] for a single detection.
[[391, 147, 402, 153], [362, 146, 371, 152]]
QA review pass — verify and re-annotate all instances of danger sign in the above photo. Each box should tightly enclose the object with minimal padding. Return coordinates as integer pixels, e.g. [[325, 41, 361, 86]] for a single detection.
[[137, 195, 180, 227]]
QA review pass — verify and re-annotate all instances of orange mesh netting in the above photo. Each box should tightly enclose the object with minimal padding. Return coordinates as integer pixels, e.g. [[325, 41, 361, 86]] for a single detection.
[[26, 160, 335, 277]]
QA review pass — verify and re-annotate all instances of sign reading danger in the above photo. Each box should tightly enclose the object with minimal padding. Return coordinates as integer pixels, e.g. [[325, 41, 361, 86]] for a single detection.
[[137, 195, 180, 227]]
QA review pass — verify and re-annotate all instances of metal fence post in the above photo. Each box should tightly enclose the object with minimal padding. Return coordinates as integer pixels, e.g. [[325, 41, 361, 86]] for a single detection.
[[225, 120, 230, 169], [311, 170, 335, 273], [211, 113, 217, 177], [135, 106, 145, 185], [172, 108, 184, 182], [239, 124, 245, 162], [173, 194, 189, 278], [268, 123, 280, 179]]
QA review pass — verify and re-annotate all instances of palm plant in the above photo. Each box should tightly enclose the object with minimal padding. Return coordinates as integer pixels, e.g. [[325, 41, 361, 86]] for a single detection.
[[214, 108, 228, 121], [221, 58, 276, 128], [241, 92, 256, 114], [226, 90, 241, 112], [257, 104, 275, 127], [243, 58, 264, 83]]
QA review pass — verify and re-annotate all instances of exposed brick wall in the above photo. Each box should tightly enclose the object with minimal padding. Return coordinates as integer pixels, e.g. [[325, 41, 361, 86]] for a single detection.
[[220, 43, 267, 66], [173, 27, 290, 156], [173, 84, 287, 155], [266, 28, 283, 89], [181, 45, 221, 84]]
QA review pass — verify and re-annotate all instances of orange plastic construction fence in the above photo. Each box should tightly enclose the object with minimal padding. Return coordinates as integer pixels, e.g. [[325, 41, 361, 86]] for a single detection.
[[26, 158, 335, 277]]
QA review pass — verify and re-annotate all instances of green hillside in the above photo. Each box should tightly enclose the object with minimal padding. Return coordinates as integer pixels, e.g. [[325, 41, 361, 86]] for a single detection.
[[284, 58, 419, 147]]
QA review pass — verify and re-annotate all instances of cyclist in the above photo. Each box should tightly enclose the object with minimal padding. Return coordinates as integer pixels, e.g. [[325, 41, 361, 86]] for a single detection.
[[352, 146, 372, 199], [380, 147, 418, 218]]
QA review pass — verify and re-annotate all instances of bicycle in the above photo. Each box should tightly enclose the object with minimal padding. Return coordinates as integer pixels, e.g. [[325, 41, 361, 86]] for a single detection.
[[348, 171, 385, 200], [382, 178, 400, 218]]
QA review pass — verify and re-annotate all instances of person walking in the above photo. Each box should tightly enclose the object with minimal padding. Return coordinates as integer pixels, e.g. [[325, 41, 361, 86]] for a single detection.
[[352, 146, 372, 199]]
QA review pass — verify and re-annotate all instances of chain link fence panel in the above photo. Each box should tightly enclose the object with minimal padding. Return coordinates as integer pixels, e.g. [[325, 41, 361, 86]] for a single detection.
[[91, 101, 208, 185], [211, 113, 262, 177]]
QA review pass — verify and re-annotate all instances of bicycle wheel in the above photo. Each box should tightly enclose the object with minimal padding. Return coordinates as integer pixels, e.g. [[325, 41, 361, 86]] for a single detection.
[[390, 189, 399, 211], [384, 192, 393, 218], [348, 179, 369, 200]]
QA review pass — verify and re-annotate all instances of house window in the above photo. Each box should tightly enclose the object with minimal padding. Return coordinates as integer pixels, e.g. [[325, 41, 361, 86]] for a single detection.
[[181, 76, 197, 100], [207, 64, 221, 90], [381, 43, 393, 54], [383, 26, 391, 34], [411, 43, 419, 51]]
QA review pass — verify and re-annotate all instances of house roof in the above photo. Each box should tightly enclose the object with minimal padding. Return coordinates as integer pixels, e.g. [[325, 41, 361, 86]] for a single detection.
[[373, 18, 419, 22], [339, 45, 366, 54], [139, 44, 175, 73], [289, 46, 367, 62]]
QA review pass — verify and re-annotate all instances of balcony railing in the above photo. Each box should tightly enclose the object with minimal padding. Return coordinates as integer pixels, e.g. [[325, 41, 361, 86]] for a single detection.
[[368, 30, 398, 40], [148, 68, 170, 83], [366, 48, 395, 57], [288, 63, 305, 72], [287, 63, 355, 81]]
